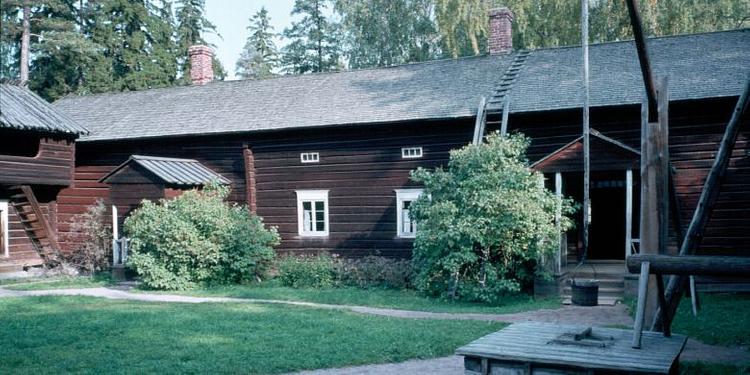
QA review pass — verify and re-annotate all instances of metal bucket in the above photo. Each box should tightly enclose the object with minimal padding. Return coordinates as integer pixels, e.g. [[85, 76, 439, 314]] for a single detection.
[[571, 279, 599, 306]]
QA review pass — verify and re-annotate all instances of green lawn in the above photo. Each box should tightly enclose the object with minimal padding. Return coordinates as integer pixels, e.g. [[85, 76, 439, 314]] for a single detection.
[[626, 292, 750, 348], [157, 281, 560, 314], [0, 296, 504, 374], [0, 274, 114, 291]]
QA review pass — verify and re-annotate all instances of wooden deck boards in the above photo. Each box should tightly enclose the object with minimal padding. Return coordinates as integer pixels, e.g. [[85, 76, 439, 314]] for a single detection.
[[456, 322, 686, 374]]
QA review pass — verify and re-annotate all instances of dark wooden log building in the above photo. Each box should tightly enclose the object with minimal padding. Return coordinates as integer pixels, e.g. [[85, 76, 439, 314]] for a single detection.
[[24, 26, 750, 297], [0, 84, 88, 272]]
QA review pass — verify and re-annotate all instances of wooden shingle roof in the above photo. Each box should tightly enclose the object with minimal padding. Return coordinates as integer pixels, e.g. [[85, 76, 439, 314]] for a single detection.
[[53, 29, 749, 142], [0, 84, 88, 135]]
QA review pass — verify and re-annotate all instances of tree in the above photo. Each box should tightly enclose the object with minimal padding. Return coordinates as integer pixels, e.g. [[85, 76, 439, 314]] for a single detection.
[[409, 133, 576, 303], [281, 0, 341, 74], [175, 0, 224, 83], [334, 0, 437, 69], [435, 0, 487, 58], [0, 1, 22, 79], [235, 7, 278, 80]]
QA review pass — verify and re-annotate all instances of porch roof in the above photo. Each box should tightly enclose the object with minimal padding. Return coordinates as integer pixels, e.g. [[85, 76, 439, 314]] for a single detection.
[[531, 129, 641, 173]]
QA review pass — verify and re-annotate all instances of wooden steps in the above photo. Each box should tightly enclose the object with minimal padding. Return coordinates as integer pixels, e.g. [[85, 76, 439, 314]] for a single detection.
[[4, 185, 62, 268]]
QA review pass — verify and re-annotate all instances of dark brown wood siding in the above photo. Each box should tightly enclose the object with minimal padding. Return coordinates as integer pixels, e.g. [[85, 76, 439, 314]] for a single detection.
[[56, 96, 748, 259], [0, 129, 75, 187]]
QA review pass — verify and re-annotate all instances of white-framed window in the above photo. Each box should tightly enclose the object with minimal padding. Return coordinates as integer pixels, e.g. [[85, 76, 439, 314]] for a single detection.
[[0, 201, 8, 257], [300, 152, 320, 163], [296, 190, 329, 236], [401, 147, 423, 159], [395, 189, 423, 238]]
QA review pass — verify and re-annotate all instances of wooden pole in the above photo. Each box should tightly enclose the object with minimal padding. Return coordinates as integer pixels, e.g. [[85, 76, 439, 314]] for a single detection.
[[654, 78, 750, 330], [473, 97, 487, 145], [656, 77, 670, 256], [632, 261, 650, 348], [639, 95, 660, 325], [625, 0, 657, 120], [556, 172, 564, 274], [627, 255, 750, 276], [20, 2, 30, 85], [500, 98, 510, 137], [625, 169, 633, 258], [581, 0, 591, 263]]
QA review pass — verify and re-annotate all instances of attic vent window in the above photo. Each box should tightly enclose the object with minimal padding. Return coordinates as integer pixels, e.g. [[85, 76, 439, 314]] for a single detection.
[[401, 147, 423, 159], [300, 152, 320, 163]]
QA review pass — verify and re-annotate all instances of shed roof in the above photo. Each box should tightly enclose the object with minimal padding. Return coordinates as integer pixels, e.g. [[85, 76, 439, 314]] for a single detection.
[[531, 129, 642, 173], [53, 29, 749, 142], [101, 155, 230, 187], [0, 84, 88, 135]]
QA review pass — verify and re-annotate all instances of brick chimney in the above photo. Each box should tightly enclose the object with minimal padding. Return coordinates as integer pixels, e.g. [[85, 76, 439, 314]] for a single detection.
[[188, 45, 214, 85], [488, 7, 514, 54]]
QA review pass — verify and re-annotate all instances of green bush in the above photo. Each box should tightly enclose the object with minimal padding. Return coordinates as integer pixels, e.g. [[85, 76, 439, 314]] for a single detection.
[[124, 184, 279, 290], [277, 255, 336, 288], [335, 256, 413, 289], [409, 132, 576, 303]]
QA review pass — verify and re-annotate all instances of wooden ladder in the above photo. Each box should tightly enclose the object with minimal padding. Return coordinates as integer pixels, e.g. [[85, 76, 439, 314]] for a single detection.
[[8, 185, 62, 267]]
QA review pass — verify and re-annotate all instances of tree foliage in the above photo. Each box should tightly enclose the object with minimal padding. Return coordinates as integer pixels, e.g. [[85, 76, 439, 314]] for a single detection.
[[409, 133, 576, 303], [175, 0, 225, 83], [281, 0, 342, 74], [335, 0, 437, 68], [235, 7, 278, 80], [125, 184, 280, 290]]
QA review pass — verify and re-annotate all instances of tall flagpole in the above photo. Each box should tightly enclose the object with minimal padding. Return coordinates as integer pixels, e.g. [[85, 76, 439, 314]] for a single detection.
[[581, 0, 591, 263]]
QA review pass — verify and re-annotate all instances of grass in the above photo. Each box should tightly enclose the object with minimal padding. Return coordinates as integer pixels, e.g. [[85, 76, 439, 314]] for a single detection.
[[680, 362, 749, 374], [153, 280, 561, 314], [0, 273, 114, 291], [625, 293, 750, 348], [0, 296, 505, 374]]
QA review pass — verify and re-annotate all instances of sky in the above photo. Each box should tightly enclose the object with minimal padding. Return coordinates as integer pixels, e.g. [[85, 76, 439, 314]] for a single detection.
[[204, 0, 297, 80]]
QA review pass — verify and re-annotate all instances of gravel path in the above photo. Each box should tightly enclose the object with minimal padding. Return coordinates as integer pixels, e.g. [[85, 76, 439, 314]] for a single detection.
[[2, 286, 748, 374]]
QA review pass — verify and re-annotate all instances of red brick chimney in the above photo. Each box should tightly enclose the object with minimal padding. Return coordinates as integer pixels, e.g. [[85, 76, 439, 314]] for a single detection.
[[488, 7, 514, 55], [188, 45, 214, 85]]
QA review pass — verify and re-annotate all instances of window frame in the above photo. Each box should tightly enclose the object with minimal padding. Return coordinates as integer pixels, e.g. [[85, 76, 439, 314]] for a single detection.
[[296, 190, 330, 237], [395, 189, 423, 238], [300, 152, 320, 164], [401, 147, 423, 159], [0, 201, 8, 257]]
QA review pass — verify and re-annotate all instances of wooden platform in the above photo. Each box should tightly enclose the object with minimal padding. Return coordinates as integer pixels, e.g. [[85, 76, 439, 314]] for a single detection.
[[456, 322, 687, 374]]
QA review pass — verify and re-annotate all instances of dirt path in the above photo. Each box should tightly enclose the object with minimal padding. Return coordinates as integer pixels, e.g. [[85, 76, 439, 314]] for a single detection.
[[2, 286, 748, 373]]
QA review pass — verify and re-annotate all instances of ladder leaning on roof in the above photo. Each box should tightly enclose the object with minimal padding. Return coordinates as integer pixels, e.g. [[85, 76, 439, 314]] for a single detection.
[[472, 51, 531, 144]]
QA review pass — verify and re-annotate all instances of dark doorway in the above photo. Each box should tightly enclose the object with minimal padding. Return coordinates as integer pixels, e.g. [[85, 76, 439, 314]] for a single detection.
[[588, 172, 626, 260]]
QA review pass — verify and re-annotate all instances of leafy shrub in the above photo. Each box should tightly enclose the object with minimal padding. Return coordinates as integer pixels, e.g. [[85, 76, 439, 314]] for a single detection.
[[277, 255, 336, 288], [335, 256, 413, 289], [409, 132, 576, 303], [124, 184, 279, 290], [64, 199, 112, 274]]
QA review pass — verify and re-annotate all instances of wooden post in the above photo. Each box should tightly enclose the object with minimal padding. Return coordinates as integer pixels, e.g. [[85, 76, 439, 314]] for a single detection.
[[625, 0, 657, 120], [625, 169, 633, 258], [500, 98, 510, 137], [632, 261, 650, 348], [473, 97, 487, 145], [655, 78, 750, 330], [581, 0, 591, 262], [243, 146, 258, 213], [639, 96, 659, 325], [555, 172, 564, 274]]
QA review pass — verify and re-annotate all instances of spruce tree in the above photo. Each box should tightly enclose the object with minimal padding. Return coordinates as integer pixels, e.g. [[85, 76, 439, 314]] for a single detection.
[[235, 7, 279, 80], [281, 0, 341, 74]]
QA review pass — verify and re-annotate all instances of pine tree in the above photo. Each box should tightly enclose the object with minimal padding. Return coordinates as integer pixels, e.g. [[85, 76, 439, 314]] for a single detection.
[[235, 7, 279, 80], [335, 0, 437, 69], [281, 0, 341, 74], [0, 1, 22, 79], [175, 0, 224, 83]]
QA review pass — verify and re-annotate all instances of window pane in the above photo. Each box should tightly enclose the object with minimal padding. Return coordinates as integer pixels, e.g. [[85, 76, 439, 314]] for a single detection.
[[403, 200, 411, 210], [303, 201, 312, 211], [316, 220, 325, 231], [304, 210, 312, 231], [315, 201, 324, 211], [315, 210, 324, 222], [402, 209, 412, 234]]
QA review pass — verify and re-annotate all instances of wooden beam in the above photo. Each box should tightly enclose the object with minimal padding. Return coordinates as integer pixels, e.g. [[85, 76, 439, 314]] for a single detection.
[[555, 172, 564, 274], [472, 96, 487, 145], [632, 261, 650, 348], [500, 98, 510, 137], [627, 255, 750, 276], [581, 0, 591, 262], [625, 0, 658, 120], [243, 146, 257, 214], [655, 78, 750, 330], [638, 94, 659, 324], [656, 77, 670, 255]]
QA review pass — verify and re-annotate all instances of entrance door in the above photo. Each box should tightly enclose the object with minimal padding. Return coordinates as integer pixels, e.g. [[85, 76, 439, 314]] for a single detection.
[[588, 173, 626, 260]]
